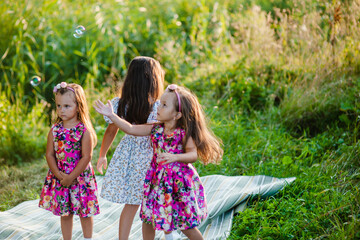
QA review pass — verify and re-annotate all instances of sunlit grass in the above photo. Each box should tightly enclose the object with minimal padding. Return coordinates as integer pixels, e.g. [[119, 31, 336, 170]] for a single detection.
[[0, 159, 47, 211], [1, 0, 360, 238]]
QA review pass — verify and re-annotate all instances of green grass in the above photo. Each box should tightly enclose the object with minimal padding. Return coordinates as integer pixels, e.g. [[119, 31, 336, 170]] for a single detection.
[[2, 105, 359, 239], [0, 93, 48, 165], [0, 158, 48, 211], [1, 0, 360, 238]]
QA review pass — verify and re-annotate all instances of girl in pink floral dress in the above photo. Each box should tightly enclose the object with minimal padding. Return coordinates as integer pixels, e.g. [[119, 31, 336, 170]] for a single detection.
[[94, 84, 223, 240], [39, 82, 99, 240]]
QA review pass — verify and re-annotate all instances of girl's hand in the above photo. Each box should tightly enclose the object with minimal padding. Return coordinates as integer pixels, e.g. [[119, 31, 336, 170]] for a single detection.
[[58, 172, 66, 181], [97, 156, 107, 175], [157, 153, 178, 165], [55, 171, 64, 181], [94, 100, 114, 118], [60, 173, 75, 187]]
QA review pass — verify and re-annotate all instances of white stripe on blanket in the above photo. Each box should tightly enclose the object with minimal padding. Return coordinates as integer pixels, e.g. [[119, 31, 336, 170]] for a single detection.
[[0, 175, 295, 240]]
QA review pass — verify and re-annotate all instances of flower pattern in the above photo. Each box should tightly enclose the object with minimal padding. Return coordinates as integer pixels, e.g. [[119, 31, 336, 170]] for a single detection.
[[38, 122, 100, 217], [100, 98, 159, 204], [140, 124, 208, 231]]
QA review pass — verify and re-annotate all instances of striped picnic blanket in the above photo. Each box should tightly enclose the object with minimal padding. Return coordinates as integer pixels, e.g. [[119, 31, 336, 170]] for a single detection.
[[0, 175, 295, 240]]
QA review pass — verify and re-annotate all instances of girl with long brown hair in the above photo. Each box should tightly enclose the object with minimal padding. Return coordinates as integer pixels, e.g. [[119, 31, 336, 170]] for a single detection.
[[96, 56, 165, 239], [94, 84, 223, 240]]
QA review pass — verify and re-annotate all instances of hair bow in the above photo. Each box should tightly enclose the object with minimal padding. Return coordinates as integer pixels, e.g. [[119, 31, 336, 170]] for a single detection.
[[53, 82, 75, 93]]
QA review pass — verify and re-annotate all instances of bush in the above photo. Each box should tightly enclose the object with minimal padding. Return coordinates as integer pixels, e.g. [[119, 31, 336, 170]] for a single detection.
[[0, 94, 48, 165], [279, 75, 360, 136]]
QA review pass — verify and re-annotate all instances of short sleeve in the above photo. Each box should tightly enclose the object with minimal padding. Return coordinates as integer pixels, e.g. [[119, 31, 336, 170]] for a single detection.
[[51, 123, 58, 137], [150, 123, 162, 144], [104, 97, 120, 124], [147, 100, 160, 123]]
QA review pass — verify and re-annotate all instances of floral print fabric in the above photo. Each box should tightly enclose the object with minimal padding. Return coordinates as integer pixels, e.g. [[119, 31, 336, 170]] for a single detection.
[[140, 124, 208, 231], [39, 122, 100, 217], [101, 98, 159, 205]]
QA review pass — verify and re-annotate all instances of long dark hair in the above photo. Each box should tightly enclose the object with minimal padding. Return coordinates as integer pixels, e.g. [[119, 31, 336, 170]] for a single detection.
[[117, 56, 164, 124], [169, 86, 223, 164]]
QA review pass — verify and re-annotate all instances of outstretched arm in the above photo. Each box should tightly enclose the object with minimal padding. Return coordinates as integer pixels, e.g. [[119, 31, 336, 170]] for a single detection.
[[94, 99, 152, 136], [157, 136, 198, 164]]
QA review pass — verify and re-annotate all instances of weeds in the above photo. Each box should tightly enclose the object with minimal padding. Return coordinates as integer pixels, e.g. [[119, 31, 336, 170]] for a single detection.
[[0, 93, 48, 165], [1, 0, 360, 238]]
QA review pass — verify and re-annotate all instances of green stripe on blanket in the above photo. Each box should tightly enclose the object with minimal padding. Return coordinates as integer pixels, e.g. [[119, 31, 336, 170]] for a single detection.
[[0, 175, 295, 240]]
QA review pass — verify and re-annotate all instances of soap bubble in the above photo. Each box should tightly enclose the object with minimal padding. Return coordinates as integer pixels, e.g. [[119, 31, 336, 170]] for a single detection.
[[30, 76, 41, 87], [73, 25, 86, 38]]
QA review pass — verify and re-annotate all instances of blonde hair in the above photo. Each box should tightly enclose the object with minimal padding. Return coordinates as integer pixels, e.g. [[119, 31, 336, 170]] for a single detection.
[[168, 86, 223, 165], [54, 83, 97, 147]]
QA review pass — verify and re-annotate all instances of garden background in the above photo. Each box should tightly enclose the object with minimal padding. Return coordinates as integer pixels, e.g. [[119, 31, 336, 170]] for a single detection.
[[0, 0, 359, 239]]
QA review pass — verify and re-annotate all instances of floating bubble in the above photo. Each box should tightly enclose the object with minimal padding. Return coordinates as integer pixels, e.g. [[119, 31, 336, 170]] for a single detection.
[[75, 25, 85, 34], [30, 76, 41, 87], [73, 33, 81, 38], [73, 25, 86, 38]]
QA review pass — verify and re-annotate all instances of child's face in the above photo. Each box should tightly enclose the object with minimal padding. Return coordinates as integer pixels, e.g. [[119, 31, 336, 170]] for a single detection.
[[157, 92, 178, 122], [55, 91, 78, 122]]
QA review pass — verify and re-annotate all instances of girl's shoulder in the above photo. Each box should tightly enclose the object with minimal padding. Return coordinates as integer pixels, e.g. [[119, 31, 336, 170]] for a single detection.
[[178, 127, 186, 136], [147, 100, 160, 123], [174, 127, 186, 141], [110, 97, 120, 104], [153, 100, 160, 107], [51, 122, 85, 134], [151, 123, 163, 132], [75, 122, 86, 132], [150, 124, 185, 141], [150, 123, 163, 137], [150, 123, 164, 144], [109, 97, 120, 111], [51, 122, 62, 132], [150, 100, 160, 113]]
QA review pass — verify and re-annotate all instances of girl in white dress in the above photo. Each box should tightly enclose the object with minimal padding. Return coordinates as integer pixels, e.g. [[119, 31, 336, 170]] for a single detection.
[[96, 56, 164, 239]]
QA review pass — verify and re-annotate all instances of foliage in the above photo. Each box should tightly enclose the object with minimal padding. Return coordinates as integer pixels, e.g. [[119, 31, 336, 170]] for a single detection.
[[1, 0, 360, 238], [196, 107, 360, 240], [0, 93, 48, 165], [1, 0, 360, 136]]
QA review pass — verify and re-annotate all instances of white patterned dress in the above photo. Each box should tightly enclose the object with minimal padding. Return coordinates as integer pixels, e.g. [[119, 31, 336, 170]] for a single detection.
[[100, 97, 159, 205]]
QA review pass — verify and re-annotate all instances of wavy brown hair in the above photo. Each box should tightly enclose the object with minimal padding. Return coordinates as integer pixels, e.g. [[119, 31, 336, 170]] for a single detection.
[[54, 83, 97, 147], [117, 56, 164, 124], [168, 86, 223, 165]]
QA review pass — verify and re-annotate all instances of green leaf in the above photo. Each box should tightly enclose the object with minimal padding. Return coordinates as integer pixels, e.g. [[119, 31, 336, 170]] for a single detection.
[[281, 156, 293, 165]]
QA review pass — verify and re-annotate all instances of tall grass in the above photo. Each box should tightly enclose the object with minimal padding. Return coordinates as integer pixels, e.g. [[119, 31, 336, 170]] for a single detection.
[[1, 0, 360, 238], [0, 92, 48, 165]]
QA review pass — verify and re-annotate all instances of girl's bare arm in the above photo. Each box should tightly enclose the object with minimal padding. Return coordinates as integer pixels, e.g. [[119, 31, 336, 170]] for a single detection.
[[94, 99, 152, 136], [157, 137, 198, 164], [45, 130, 63, 180], [97, 123, 118, 174]]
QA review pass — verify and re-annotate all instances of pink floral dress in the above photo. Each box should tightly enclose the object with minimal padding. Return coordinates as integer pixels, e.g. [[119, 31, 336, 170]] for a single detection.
[[39, 122, 100, 217], [140, 124, 207, 231]]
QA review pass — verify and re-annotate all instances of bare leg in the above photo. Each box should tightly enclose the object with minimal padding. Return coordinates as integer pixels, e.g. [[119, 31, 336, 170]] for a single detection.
[[142, 222, 155, 240], [181, 227, 203, 240], [61, 214, 74, 240], [119, 204, 139, 240], [80, 216, 93, 239]]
